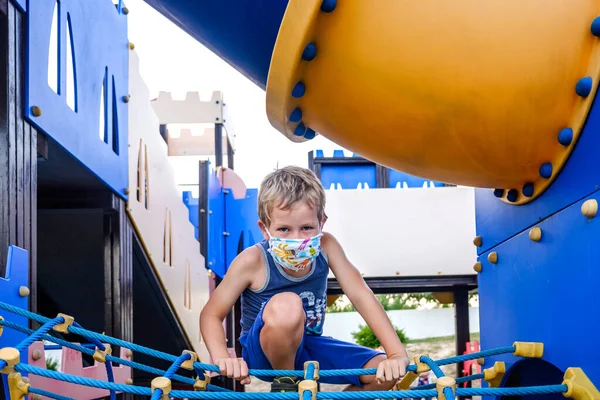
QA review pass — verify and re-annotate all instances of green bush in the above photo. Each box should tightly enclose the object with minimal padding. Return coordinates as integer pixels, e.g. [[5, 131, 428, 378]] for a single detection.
[[46, 356, 59, 371], [351, 324, 409, 349]]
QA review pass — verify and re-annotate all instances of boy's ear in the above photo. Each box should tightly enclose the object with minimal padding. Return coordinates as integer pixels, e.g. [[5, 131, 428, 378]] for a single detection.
[[257, 220, 269, 240]]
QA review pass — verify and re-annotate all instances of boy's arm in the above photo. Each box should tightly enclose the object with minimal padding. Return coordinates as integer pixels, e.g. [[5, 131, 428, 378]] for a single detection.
[[200, 247, 260, 382], [323, 233, 409, 379]]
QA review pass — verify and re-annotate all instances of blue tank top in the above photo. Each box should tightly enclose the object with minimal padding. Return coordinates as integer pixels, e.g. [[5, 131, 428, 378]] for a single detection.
[[240, 240, 330, 336]]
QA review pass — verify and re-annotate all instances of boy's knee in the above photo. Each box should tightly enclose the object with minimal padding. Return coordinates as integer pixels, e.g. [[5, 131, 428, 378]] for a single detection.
[[263, 292, 305, 329]]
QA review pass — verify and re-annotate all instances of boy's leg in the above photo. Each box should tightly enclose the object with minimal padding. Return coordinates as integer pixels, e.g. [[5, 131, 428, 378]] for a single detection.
[[239, 292, 306, 392], [260, 292, 306, 370], [343, 353, 395, 391], [299, 335, 397, 391]]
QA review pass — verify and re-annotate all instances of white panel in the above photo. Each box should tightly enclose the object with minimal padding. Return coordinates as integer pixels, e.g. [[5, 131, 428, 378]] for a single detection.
[[324, 187, 477, 277], [151, 90, 223, 124], [166, 126, 227, 157], [151, 90, 235, 151], [128, 51, 210, 362]]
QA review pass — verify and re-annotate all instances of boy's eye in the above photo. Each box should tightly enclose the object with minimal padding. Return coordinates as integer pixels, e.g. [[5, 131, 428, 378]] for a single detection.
[[277, 227, 289, 232], [302, 226, 314, 231]]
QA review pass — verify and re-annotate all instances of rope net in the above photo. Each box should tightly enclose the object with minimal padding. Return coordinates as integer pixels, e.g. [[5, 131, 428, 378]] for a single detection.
[[0, 301, 579, 399]]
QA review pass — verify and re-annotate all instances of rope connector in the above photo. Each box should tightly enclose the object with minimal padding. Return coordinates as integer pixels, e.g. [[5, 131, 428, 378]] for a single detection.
[[298, 379, 318, 400], [52, 313, 74, 334], [413, 354, 431, 373], [0, 316, 4, 337], [562, 367, 600, 399], [513, 342, 544, 358], [483, 361, 506, 388], [193, 373, 210, 391], [396, 354, 431, 390], [151, 377, 171, 400], [396, 371, 418, 390], [93, 344, 112, 363], [181, 350, 198, 370], [0, 347, 20, 374], [436, 376, 456, 400], [304, 361, 319, 381], [8, 373, 30, 399]]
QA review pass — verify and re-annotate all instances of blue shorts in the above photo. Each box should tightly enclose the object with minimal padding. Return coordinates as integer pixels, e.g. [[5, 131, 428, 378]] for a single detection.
[[238, 302, 384, 387]]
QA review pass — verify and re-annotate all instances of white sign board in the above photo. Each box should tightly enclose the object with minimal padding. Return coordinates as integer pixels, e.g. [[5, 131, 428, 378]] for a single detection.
[[324, 187, 477, 277]]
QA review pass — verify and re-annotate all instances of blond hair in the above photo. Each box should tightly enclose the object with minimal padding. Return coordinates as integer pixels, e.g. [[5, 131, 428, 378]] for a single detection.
[[258, 166, 326, 227]]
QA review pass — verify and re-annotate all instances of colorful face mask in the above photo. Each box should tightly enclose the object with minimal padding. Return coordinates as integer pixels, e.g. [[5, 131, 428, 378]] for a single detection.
[[266, 232, 323, 271]]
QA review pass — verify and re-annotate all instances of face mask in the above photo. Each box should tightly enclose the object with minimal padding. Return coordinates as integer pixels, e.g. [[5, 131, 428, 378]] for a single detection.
[[266, 231, 323, 271]]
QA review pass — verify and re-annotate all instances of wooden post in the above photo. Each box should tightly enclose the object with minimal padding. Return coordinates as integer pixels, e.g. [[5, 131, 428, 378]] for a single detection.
[[0, 0, 38, 314], [454, 288, 471, 400]]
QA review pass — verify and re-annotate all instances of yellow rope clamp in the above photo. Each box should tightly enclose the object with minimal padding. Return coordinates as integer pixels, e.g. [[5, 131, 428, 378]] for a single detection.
[[483, 362, 506, 388], [396, 354, 431, 390], [181, 350, 198, 370], [562, 367, 600, 400], [298, 380, 318, 400], [193, 373, 210, 391], [304, 361, 319, 381], [93, 344, 112, 363], [513, 342, 544, 358], [8, 372, 30, 400], [52, 313, 74, 334], [436, 376, 457, 400], [0, 316, 4, 337], [151, 377, 171, 400], [0, 347, 20, 374]]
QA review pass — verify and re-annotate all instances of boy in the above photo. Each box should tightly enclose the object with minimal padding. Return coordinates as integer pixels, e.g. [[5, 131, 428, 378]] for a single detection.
[[200, 166, 409, 391]]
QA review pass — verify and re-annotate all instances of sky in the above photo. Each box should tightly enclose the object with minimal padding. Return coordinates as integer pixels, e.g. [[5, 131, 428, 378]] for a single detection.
[[125, 0, 345, 190]]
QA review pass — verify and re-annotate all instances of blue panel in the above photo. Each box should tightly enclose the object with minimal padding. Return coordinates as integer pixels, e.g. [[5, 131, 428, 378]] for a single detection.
[[26, 0, 129, 198], [144, 0, 289, 89], [182, 191, 199, 239], [224, 188, 262, 270], [475, 85, 600, 254], [207, 166, 225, 278], [0, 246, 30, 350], [388, 170, 445, 188], [9, 0, 26, 12], [320, 164, 377, 189], [477, 191, 600, 387]]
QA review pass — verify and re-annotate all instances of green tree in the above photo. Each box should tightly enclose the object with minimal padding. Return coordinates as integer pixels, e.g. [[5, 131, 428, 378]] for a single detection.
[[327, 291, 479, 313]]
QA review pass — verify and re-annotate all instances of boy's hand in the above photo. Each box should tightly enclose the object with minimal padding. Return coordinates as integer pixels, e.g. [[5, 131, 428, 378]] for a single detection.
[[215, 357, 251, 385], [376, 354, 410, 384]]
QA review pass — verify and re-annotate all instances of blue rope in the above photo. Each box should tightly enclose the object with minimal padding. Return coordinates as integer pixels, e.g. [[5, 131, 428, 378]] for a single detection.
[[306, 363, 316, 380], [443, 386, 455, 400], [0, 302, 422, 378], [414, 373, 484, 390], [10, 362, 570, 400], [437, 346, 516, 366], [0, 301, 521, 380], [44, 344, 95, 350], [152, 353, 191, 400], [29, 387, 75, 400], [168, 389, 437, 399], [15, 316, 64, 352], [419, 356, 445, 378], [460, 385, 568, 396], [0, 319, 228, 392], [15, 364, 152, 396], [0, 316, 64, 371], [72, 321, 116, 400]]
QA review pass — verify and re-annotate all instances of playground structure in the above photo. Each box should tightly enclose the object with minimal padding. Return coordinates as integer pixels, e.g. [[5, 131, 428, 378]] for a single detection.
[[0, 0, 599, 399]]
